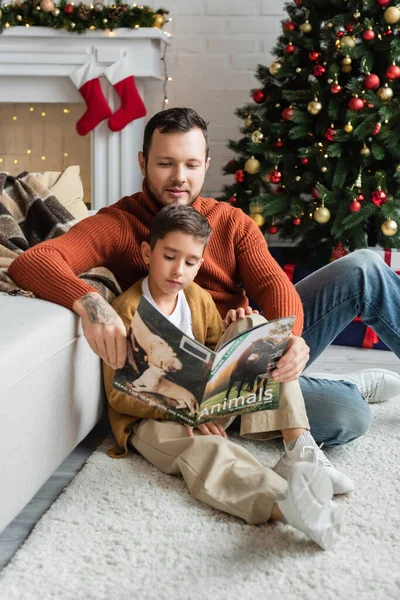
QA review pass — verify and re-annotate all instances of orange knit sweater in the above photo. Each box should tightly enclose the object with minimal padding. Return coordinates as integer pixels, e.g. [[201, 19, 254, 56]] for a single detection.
[[8, 183, 304, 335]]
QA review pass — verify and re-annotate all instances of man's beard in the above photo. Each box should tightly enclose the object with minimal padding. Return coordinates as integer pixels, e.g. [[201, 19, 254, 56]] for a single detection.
[[144, 174, 197, 207]]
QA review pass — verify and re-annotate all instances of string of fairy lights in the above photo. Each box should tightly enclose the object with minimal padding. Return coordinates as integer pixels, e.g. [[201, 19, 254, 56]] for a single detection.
[[0, 105, 79, 167]]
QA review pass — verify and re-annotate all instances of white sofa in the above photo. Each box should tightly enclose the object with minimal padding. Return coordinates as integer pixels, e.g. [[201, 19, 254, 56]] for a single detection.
[[0, 167, 105, 534], [0, 294, 105, 534]]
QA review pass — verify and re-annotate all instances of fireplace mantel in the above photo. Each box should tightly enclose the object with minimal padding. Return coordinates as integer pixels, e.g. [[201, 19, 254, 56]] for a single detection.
[[0, 28, 170, 208]]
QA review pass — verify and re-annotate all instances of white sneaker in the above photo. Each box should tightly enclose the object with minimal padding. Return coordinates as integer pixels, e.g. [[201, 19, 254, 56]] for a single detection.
[[277, 461, 343, 550], [308, 369, 400, 403], [273, 431, 354, 495]]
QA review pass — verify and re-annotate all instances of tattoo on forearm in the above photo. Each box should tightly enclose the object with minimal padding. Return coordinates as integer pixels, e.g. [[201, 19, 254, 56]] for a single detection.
[[81, 293, 119, 325]]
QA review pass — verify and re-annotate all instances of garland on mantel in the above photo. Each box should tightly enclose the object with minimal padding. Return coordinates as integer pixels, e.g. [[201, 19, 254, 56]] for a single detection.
[[0, 1, 169, 34]]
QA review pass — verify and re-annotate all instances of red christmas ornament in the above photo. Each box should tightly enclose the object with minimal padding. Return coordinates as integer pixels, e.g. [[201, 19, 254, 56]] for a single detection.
[[275, 139, 284, 148], [252, 89, 265, 103], [294, 0, 302, 5], [285, 44, 295, 55], [293, 218, 301, 226], [313, 65, 326, 77], [234, 170, 245, 183], [384, 28, 393, 36], [372, 122, 381, 136], [268, 169, 282, 184], [386, 65, 400, 80], [331, 83, 342, 93], [301, 158, 309, 165], [268, 225, 278, 234], [364, 74, 380, 90], [312, 187, 320, 199], [325, 127, 337, 141], [377, 0, 390, 5], [371, 190, 387, 207], [367, 103, 375, 108], [228, 196, 237, 204], [331, 243, 347, 260], [363, 29, 375, 41], [282, 107, 294, 120], [309, 51, 320, 61], [283, 20, 296, 32], [349, 97, 364, 111], [356, 194, 365, 202], [336, 31, 344, 38], [64, 3, 74, 13], [350, 200, 362, 212], [345, 23, 354, 33]]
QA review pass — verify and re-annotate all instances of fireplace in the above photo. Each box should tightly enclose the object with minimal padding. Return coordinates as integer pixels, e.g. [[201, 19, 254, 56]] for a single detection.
[[0, 27, 169, 209]]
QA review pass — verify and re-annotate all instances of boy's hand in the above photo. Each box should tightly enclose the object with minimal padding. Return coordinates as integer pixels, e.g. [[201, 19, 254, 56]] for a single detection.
[[185, 421, 228, 438], [272, 334, 309, 383], [222, 306, 259, 331], [73, 292, 127, 370]]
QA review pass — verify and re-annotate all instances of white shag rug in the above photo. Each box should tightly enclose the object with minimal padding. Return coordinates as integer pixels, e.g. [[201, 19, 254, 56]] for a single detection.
[[1, 402, 400, 600]]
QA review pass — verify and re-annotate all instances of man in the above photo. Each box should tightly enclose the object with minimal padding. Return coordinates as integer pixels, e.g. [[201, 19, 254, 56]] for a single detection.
[[9, 107, 400, 447]]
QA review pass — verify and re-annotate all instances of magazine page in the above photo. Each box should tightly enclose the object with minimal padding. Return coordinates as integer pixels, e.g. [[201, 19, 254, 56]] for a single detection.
[[112, 296, 216, 426], [195, 316, 295, 426]]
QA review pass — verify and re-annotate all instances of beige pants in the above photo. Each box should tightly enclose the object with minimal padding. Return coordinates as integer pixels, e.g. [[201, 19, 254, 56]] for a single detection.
[[131, 314, 309, 524]]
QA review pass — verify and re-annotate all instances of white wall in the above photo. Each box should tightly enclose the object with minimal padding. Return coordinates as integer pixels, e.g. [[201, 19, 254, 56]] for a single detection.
[[158, 0, 285, 198]]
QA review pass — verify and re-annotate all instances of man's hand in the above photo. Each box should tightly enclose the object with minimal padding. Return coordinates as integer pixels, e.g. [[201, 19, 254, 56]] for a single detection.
[[222, 306, 259, 332], [272, 334, 309, 383], [185, 421, 227, 438], [73, 292, 127, 369]]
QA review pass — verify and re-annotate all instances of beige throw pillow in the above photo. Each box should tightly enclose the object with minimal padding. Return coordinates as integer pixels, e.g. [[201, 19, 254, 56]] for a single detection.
[[30, 165, 89, 221]]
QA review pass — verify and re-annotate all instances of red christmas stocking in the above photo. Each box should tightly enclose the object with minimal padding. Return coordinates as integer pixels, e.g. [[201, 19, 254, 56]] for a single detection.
[[70, 63, 112, 136], [105, 60, 147, 132]]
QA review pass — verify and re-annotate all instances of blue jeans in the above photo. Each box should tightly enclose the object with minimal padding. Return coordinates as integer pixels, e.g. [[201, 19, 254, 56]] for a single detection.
[[297, 249, 400, 445]]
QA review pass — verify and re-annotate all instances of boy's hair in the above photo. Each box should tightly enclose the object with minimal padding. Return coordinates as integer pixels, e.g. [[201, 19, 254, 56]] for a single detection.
[[149, 205, 212, 250], [142, 107, 209, 161]]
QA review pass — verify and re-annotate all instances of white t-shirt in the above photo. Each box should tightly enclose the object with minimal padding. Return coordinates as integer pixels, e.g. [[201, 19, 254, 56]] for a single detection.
[[141, 277, 194, 339]]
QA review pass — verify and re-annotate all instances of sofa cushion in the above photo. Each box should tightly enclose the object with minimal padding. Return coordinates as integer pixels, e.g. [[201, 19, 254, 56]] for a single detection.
[[30, 166, 89, 222], [0, 294, 85, 392]]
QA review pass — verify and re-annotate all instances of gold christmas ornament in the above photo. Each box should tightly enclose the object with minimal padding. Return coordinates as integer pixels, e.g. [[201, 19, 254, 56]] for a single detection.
[[396, 164, 400, 171], [52, 7, 60, 15], [152, 13, 165, 28], [321, 166, 327, 172], [295, 175, 301, 181], [340, 35, 356, 49], [326, 22, 334, 28], [300, 20, 312, 33], [307, 100, 322, 115], [353, 10, 361, 19], [384, 6, 400, 25], [244, 157, 261, 174], [342, 55, 352, 65], [269, 61, 281, 76], [251, 130, 264, 144], [381, 219, 398, 236], [313, 206, 331, 224], [70, 22, 76, 28], [341, 64, 352, 74], [378, 85, 393, 101], [296, 67, 302, 73], [360, 145, 371, 157], [244, 117, 253, 128], [16, 14, 22, 20], [39, 0, 54, 12], [251, 213, 265, 227]]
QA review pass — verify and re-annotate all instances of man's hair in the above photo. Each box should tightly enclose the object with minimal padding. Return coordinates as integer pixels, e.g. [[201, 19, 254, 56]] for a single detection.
[[149, 205, 212, 250], [142, 107, 209, 161]]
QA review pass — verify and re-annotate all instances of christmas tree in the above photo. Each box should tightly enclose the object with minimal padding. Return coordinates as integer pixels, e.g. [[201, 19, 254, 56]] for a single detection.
[[220, 0, 400, 263]]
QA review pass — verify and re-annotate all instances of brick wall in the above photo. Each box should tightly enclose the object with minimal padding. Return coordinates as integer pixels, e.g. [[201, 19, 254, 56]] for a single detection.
[[159, 0, 285, 197]]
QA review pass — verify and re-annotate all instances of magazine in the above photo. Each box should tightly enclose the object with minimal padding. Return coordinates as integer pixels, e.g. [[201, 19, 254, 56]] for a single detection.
[[113, 296, 295, 427]]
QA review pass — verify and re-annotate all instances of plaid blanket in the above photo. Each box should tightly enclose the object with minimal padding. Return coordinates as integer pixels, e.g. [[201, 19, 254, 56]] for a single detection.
[[0, 171, 122, 303]]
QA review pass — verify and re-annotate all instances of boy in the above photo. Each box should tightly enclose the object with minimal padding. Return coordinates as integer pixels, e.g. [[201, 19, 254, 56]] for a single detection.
[[103, 205, 344, 550]]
